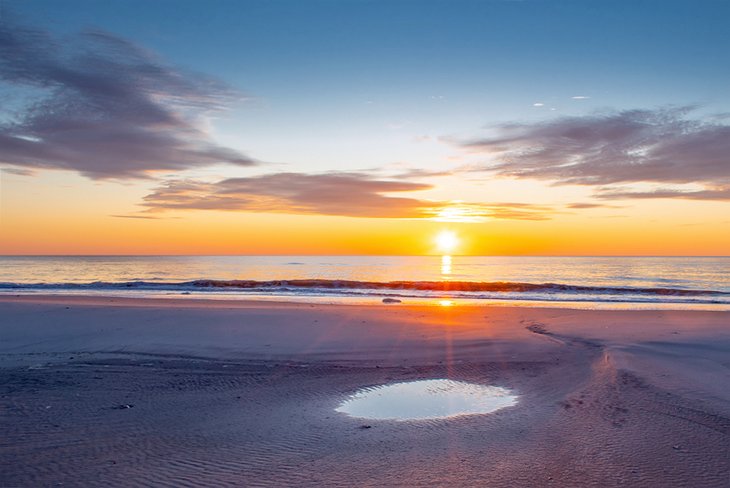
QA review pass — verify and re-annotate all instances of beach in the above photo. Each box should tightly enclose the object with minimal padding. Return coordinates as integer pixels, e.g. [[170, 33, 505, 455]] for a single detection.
[[4, 0, 730, 484], [0, 295, 728, 487]]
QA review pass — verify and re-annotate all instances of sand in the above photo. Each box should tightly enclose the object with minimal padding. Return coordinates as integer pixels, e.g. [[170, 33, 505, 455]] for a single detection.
[[1, 295, 728, 487]]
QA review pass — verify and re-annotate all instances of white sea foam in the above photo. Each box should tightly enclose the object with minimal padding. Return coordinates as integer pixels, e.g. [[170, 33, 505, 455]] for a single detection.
[[0, 256, 729, 307]]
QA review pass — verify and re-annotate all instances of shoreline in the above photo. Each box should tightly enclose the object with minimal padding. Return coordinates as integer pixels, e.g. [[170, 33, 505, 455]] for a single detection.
[[2, 290, 730, 312], [1, 294, 728, 486]]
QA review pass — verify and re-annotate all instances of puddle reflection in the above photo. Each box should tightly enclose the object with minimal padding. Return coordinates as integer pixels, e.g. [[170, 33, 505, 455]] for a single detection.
[[336, 379, 518, 421]]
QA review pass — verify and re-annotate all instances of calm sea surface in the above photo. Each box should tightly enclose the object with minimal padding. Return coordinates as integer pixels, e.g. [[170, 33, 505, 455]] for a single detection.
[[1, 256, 729, 308]]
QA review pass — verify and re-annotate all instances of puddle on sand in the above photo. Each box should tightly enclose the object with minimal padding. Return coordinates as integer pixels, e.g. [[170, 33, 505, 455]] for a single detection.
[[336, 379, 518, 421]]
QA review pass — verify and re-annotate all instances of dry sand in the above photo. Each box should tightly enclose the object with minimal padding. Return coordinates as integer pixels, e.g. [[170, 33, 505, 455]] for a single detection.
[[1, 295, 728, 487]]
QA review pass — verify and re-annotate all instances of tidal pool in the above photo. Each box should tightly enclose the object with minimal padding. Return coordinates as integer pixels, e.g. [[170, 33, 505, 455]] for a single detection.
[[336, 379, 518, 421]]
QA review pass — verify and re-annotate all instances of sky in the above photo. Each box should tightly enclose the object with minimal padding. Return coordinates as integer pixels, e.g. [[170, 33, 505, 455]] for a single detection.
[[1, 0, 729, 255]]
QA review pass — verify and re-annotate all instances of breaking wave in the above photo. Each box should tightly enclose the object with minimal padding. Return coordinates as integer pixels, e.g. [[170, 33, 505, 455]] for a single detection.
[[1, 279, 729, 304]]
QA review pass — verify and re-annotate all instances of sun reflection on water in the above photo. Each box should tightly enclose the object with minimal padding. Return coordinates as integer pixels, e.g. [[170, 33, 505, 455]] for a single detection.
[[440, 255, 452, 276]]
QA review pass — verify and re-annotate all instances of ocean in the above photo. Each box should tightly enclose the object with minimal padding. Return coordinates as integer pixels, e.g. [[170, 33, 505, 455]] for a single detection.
[[1, 255, 729, 309]]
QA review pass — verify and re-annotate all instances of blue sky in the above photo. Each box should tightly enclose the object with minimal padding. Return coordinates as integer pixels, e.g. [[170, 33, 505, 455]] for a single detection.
[[10, 0, 730, 173]]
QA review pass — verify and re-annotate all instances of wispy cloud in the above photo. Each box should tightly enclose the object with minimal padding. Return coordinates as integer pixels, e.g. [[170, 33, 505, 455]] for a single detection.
[[565, 202, 613, 209], [140, 172, 556, 221], [0, 16, 253, 179], [388, 168, 454, 179], [142, 173, 432, 218], [110, 214, 170, 220], [429, 201, 553, 222], [463, 107, 730, 200], [0, 167, 34, 176], [596, 187, 730, 201]]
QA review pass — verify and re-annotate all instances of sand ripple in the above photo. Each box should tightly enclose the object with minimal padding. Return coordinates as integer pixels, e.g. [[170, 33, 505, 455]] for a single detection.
[[2, 346, 729, 487]]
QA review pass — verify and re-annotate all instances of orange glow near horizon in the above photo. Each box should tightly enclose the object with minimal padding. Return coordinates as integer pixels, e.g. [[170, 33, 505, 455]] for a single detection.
[[1, 170, 730, 256]]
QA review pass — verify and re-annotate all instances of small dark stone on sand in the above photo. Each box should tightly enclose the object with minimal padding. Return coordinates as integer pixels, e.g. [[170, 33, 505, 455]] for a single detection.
[[382, 298, 401, 304], [359, 425, 372, 429], [526, 323, 548, 335]]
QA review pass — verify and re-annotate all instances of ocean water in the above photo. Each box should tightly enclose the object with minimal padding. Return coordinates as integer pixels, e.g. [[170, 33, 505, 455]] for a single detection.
[[1, 255, 729, 308]]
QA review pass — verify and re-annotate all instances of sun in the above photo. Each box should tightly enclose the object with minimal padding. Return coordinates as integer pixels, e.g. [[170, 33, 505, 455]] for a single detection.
[[435, 230, 459, 254]]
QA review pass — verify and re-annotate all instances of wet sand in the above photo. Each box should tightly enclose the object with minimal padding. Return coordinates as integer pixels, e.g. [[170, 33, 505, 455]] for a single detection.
[[1, 295, 729, 487]]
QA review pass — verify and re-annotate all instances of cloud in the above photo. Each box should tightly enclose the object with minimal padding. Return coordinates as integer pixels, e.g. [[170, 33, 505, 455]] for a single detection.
[[1, 166, 34, 176], [0, 17, 253, 179], [464, 107, 730, 200], [596, 187, 730, 201], [565, 202, 612, 209], [389, 168, 454, 179], [142, 172, 432, 218], [140, 171, 556, 220], [430, 201, 553, 222], [473, 205, 552, 221], [571, 96, 590, 100], [110, 214, 166, 220]]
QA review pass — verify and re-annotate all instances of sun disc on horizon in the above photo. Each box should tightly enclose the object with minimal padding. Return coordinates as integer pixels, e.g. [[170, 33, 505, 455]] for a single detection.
[[436, 230, 459, 254]]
